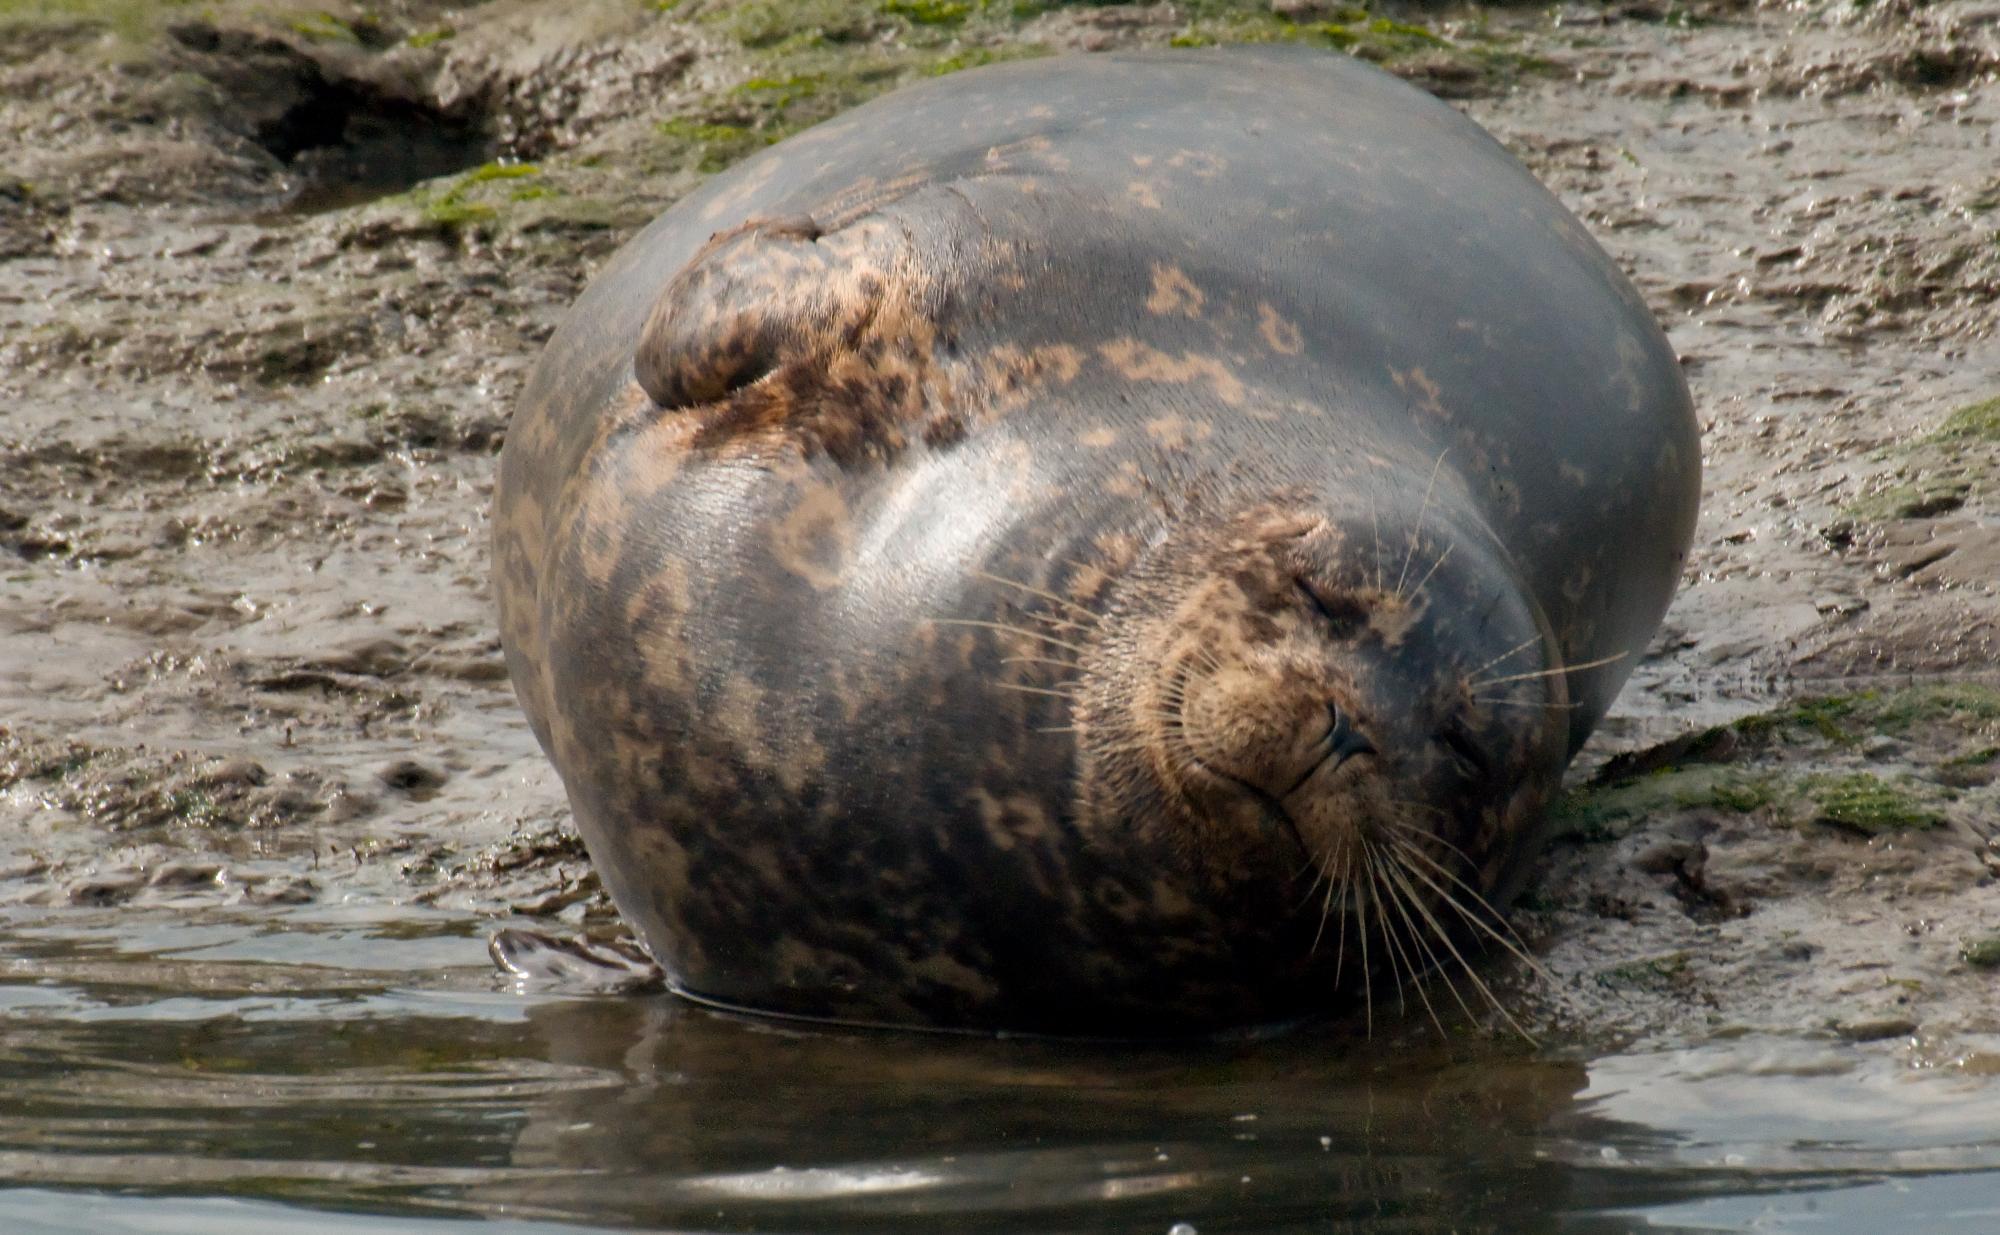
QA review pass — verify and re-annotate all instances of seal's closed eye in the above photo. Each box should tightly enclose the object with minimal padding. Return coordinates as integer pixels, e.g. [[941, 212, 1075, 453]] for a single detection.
[[1295, 577, 1366, 639]]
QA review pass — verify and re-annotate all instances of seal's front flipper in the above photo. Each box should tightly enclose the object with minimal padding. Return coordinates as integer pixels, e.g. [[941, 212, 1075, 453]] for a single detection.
[[636, 214, 840, 411]]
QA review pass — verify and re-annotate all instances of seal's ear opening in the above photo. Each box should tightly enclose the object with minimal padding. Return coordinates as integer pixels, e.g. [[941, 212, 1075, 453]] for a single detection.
[[633, 214, 831, 410]]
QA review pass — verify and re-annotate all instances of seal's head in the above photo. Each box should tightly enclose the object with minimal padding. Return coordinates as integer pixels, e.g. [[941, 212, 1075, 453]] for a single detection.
[[1072, 491, 1571, 985]]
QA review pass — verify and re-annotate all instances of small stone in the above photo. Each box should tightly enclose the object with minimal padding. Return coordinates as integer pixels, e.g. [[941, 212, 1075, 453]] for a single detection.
[[314, 638, 410, 677], [247, 875, 318, 905], [1888, 542, 1956, 579], [377, 758, 448, 796], [1835, 1016, 1918, 1042], [65, 872, 143, 906], [147, 861, 224, 888], [201, 756, 269, 787], [1813, 593, 1868, 617]]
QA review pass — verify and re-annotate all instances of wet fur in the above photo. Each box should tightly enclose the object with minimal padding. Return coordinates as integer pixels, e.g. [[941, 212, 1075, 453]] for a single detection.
[[494, 49, 1700, 1034]]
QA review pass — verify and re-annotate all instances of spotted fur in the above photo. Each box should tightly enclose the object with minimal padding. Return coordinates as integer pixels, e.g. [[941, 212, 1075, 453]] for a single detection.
[[493, 49, 1700, 1034]]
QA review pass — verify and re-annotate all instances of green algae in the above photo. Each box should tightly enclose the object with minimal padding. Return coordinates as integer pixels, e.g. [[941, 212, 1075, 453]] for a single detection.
[[1806, 772, 1945, 834], [1552, 766, 1782, 841], [1960, 935, 2000, 968], [386, 161, 553, 233], [1554, 685, 1998, 842], [1936, 395, 2000, 442], [880, 0, 971, 25], [1849, 392, 2000, 522]]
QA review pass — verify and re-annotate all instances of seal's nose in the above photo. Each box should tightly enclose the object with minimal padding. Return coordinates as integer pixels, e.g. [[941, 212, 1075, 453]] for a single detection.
[[1326, 703, 1377, 763], [1279, 703, 1375, 797]]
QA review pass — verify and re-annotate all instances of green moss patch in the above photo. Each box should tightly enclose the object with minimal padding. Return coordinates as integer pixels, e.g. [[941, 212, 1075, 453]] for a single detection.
[[1849, 392, 2000, 522], [653, 36, 1050, 177], [1961, 935, 2000, 968], [1937, 395, 2000, 442], [1162, 2, 1549, 85], [1555, 684, 2000, 841], [1805, 772, 1945, 834], [1553, 765, 1781, 840], [649, 0, 1544, 182], [0, 0, 202, 45], [706, 0, 889, 49], [879, 0, 971, 25], [286, 10, 360, 43], [391, 161, 550, 233], [1726, 685, 2000, 747]]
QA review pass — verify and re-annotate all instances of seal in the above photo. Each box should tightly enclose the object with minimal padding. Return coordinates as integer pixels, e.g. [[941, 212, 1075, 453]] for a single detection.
[[493, 48, 1700, 1036]]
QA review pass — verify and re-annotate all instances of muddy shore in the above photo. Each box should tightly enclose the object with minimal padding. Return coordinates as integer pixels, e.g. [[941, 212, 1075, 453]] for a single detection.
[[3, 0, 1999, 1053]]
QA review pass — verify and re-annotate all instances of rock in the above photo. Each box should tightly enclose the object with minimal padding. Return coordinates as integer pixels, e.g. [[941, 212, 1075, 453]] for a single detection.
[[1834, 1016, 1919, 1042], [376, 758, 448, 796]]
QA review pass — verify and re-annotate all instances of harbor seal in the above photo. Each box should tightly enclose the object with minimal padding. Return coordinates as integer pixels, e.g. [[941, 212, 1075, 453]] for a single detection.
[[493, 48, 1700, 1035]]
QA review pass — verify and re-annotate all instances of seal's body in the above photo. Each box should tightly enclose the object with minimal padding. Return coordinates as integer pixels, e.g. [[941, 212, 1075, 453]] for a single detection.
[[494, 50, 1699, 1035]]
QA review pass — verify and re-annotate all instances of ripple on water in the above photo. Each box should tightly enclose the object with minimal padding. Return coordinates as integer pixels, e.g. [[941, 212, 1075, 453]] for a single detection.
[[3, 908, 2000, 1231]]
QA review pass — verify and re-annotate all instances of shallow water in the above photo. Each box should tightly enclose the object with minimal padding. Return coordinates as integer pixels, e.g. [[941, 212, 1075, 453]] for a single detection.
[[3, 906, 1998, 1234]]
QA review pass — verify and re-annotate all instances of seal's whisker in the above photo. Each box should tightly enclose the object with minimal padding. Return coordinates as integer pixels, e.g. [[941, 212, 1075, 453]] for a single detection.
[[1001, 654, 1081, 671], [993, 681, 1077, 699], [1029, 616, 1096, 637], [1332, 870, 1353, 990], [1379, 830, 1553, 984], [1463, 634, 1543, 681], [1469, 650, 1627, 690], [934, 618, 1088, 655], [1362, 846, 1409, 1022], [1377, 854, 1471, 1034], [1305, 878, 1332, 949], [1406, 542, 1454, 603], [1368, 487, 1385, 594], [974, 570, 1104, 625], [1377, 814, 1470, 865], [1394, 448, 1448, 599], [1356, 849, 1376, 1038], [1383, 857, 1477, 1018], [1301, 829, 1348, 936], [1386, 797, 1451, 821], [1383, 839, 1551, 1029], [1293, 846, 1332, 908], [1380, 848, 1536, 1041], [1470, 697, 1581, 712], [1376, 817, 1488, 886], [1367, 845, 1430, 1030]]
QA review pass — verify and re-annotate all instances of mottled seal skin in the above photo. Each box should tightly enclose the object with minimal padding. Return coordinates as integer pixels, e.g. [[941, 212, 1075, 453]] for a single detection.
[[494, 49, 1700, 1035]]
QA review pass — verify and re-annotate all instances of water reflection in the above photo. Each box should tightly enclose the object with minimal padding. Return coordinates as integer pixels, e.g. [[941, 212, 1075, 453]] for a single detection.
[[490, 993, 1590, 1232], [2, 908, 1998, 1233]]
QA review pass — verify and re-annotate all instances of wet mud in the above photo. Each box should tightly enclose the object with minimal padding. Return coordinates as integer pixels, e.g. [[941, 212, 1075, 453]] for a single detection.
[[3, 0, 1999, 1145]]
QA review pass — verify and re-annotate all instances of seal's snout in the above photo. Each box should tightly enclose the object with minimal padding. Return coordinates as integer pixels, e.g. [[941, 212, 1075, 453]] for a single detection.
[[1079, 492, 1577, 959], [1175, 646, 1367, 805]]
